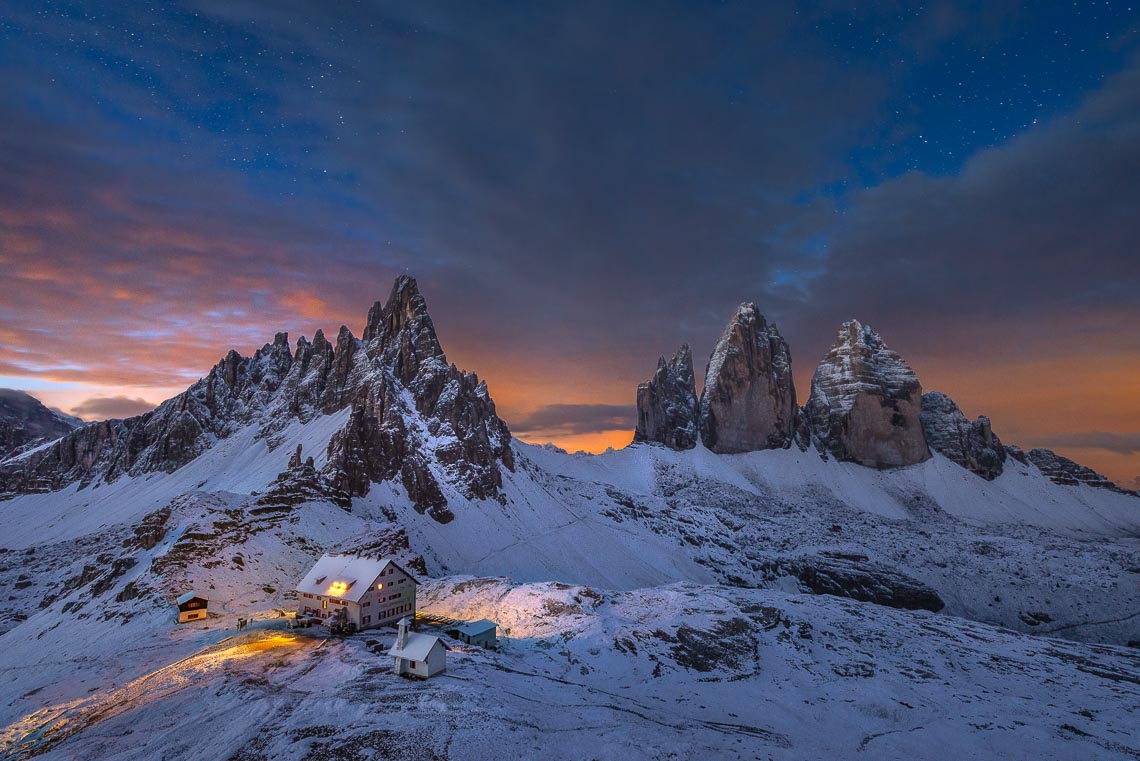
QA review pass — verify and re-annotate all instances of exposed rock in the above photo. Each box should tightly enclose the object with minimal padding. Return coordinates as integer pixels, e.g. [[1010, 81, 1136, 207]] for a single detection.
[[920, 392, 1006, 479], [634, 344, 699, 450], [1005, 445, 1029, 465], [1026, 448, 1132, 494], [322, 276, 513, 520], [699, 304, 798, 453], [0, 276, 514, 520], [0, 390, 81, 460], [763, 553, 945, 613], [805, 320, 930, 469]]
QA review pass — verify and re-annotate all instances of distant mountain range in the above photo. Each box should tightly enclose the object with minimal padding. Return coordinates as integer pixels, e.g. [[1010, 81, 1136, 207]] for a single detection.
[[0, 389, 81, 461]]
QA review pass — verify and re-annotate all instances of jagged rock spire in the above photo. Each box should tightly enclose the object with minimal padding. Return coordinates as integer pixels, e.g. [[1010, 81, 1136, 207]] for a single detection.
[[699, 304, 798, 453], [1, 275, 514, 519], [634, 344, 699, 450], [920, 391, 1005, 480], [805, 319, 929, 468]]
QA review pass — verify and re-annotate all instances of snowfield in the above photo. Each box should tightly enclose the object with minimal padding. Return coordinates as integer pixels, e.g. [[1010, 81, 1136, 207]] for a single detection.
[[0, 409, 1138, 759], [1, 579, 1137, 760]]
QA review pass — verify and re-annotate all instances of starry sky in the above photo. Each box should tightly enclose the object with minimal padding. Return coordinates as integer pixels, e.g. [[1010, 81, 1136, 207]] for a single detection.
[[1, 2, 1138, 486]]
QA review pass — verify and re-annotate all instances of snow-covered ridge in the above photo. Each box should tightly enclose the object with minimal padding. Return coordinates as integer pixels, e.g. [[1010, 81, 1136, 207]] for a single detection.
[[0, 276, 514, 519]]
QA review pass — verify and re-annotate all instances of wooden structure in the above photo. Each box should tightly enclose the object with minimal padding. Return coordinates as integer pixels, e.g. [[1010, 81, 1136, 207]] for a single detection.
[[389, 617, 447, 678], [295, 553, 417, 631], [176, 592, 208, 623]]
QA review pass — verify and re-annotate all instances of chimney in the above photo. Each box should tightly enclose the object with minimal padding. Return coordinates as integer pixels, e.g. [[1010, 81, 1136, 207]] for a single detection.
[[396, 617, 410, 650]]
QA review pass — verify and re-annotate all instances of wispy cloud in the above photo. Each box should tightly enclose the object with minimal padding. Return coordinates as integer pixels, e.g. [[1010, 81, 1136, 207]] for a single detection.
[[511, 404, 635, 437], [1041, 432, 1140, 456], [70, 395, 157, 421]]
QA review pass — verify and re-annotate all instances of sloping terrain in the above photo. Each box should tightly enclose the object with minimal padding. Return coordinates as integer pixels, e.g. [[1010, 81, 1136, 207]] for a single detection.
[[1, 578, 1136, 760]]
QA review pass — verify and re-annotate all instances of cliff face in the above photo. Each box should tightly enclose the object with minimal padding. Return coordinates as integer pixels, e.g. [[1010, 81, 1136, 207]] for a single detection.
[[634, 344, 699, 450], [0, 276, 513, 520], [699, 304, 798, 453], [920, 392, 1006, 480], [805, 320, 930, 469]]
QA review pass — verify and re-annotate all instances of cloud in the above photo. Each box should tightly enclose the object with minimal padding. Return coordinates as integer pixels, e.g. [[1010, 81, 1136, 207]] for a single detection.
[[1040, 432, 1140, 456], [510, 404, 635, 437], [70, 396, 157, 421], [793, 57, 1140, 364]]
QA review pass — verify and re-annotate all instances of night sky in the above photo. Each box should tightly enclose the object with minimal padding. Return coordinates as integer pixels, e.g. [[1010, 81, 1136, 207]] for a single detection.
[[1, 2, 1138, 486]]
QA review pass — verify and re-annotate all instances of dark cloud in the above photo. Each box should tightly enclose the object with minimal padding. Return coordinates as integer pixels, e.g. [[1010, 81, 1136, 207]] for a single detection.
[[780, 56, 1140, 374], [1040, 432, 1140, 456], [511, 404, 635, 437], [0, 1, 1136, 483], [71, 396, 157, 421]]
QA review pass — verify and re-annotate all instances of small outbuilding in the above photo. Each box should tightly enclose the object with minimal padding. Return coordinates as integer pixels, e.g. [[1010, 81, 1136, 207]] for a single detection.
[[450, 619, 498, 649], [176, 592, 208, 623], [389, 617, 447, 679]]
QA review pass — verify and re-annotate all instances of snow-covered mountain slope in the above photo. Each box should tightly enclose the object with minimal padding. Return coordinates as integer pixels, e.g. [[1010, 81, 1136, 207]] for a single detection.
[[1, 413, 1137, 650], [2, 577, 1136, 760], [0, 421, 1137, 759]]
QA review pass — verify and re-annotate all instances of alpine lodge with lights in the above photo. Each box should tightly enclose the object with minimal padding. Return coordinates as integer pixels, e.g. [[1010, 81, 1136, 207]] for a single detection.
[[295, 554, 418, 632]]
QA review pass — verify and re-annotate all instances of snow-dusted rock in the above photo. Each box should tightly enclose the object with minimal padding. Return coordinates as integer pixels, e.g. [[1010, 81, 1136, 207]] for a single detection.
[[0, 276, 514, 518], [805, 320, 930, 468], [920, 391, 1006, 480], [323, 276, 513, 522], [1026, 447, 1130, 493], [633, 344, 699, 450], [698, 304, 798, 453]]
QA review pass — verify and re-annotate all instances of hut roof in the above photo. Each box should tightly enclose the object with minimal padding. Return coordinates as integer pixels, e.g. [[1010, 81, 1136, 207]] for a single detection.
[[389, 632, 448, 662], [295, 554, 415, 602]]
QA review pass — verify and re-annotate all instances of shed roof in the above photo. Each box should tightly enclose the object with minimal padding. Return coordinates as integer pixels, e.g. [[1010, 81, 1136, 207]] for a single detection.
[[177, 592, 206, 605], [295, 554, 414, 603], [455, 619, 497, 637], [389, 632, 448, 662]]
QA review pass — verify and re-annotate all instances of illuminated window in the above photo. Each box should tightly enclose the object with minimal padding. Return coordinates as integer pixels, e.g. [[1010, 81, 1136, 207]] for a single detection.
[[376, 583, 383, 590]]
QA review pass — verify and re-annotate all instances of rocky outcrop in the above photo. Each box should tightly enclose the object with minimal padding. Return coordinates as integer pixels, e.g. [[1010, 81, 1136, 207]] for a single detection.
[[0, 276, 514, 519], [699, 304, 798, 453], [920, 392, 1006, 480], [1026, 448, 1131, 494], [805, 320, 930, 469], [0, 390, 81, 460], [322, 276, 513, 521], [634, 344, 699, 450], [761, 552, 945, 613]]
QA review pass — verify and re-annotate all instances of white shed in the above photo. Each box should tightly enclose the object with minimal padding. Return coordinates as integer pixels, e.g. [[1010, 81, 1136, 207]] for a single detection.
[[389, 618, 447, 678]]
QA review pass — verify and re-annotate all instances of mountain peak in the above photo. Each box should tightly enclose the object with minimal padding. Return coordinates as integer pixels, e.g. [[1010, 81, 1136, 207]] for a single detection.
[[635, 343, 699, 450], [699, 303, 797, 453], [1, 276, 512, 518], [806, 320, 929, 468]]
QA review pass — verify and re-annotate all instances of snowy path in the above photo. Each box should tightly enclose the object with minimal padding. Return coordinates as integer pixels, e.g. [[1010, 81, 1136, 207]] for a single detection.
[[0, 630, 314, 760]]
